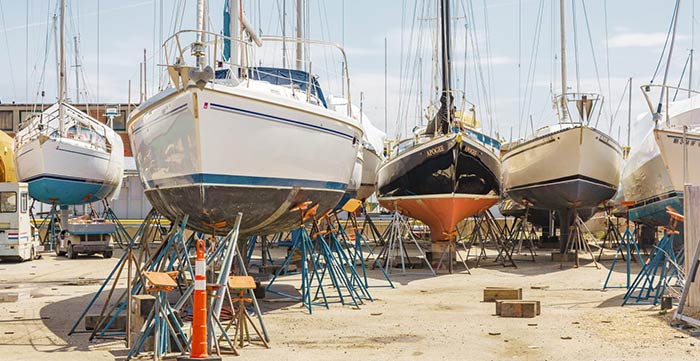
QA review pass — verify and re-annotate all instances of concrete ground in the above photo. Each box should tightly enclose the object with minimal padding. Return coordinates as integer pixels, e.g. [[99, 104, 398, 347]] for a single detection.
[[0, 248, 698, 361]]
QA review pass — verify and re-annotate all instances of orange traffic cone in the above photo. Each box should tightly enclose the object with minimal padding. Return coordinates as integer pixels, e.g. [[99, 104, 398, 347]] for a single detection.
[[178, 239, 221, 360]]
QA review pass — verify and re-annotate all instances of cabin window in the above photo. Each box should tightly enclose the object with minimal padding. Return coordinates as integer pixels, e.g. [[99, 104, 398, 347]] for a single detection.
[[0, 192, 16, 213], [20, 192, 27, 213], [0, 111, 12, 131]]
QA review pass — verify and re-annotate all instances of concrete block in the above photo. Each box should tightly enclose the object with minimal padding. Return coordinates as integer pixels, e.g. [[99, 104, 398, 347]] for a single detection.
[[483, 287, 522, 302], [0, 288, 31, 303]]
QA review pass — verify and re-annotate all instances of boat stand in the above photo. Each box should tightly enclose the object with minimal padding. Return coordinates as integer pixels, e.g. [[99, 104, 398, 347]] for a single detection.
[[265, 202, 365, 313], [559, 211, 600, 269], [623, 210, 685, 306], [375, 208, 435, 275], [313, 213, 370, 305], [327, 203, 393, 289], [361, 211, 387, 248], [505, 206, 537, 262], [245, 234, 275, 270], [598, 206, 623, 252], [465, 210, 517, 268], [69, 210, 269, 358], [29, 202, 61, 251], [602, 203, 643, 289]]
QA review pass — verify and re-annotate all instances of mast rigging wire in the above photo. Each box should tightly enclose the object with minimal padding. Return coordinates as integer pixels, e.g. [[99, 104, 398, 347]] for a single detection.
[[0, 0, 18, 101]]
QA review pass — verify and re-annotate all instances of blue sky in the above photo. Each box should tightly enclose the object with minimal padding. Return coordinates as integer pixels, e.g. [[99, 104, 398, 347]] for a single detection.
[[0, 0, 694, 146]]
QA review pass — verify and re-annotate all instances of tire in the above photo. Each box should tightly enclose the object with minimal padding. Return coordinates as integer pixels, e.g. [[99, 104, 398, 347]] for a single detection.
[[29, 248, 35, 262], [68, 245, 77, 259], [103, 250, 113, 259]]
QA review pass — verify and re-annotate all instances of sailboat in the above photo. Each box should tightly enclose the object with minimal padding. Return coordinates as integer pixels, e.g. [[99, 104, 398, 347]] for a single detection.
[[501, 0, 622, 247], [127, 0, 362, 236], [14, 0, 124, 206], [622, 5, 700, 226], [376, 0, 501, 242]]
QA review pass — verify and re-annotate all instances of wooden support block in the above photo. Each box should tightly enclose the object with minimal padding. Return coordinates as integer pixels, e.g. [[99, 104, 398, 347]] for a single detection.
[[496, 300, 541, 318], [483, 287, 522, 302]]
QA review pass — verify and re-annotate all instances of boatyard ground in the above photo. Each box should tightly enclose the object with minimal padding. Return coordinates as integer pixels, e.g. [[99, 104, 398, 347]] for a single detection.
[[0, 250, 697, 361]]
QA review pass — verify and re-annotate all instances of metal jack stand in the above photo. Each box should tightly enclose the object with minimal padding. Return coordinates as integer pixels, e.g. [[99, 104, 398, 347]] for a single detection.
[[623, 209, 685, 306], [506, 205, 537, 262], [266, 202, 332, 314], [559, 211, 600, 269], [602, 202, 643, 289], [329, 200, 393, 289], [466, 210, 517, 268], [130, 271, 189, 360], [375, 207, 435, 276]]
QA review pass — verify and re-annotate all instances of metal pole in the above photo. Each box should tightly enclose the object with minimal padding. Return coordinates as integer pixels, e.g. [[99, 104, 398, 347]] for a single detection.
[[384, 37, 388, 134], [139, 63, 143, 103], [58, 0, 66, 135], [143, 49, 147, 100], [656, 0, 681, 127], [296, 0, 303, 71], [684, 125, 689, 185], [559, 0, 568, 122], [690, 49, 694, 99], [229, 0, 240, 72], [282, 0, 286, 68], [627, 77, 632, 149], [128, 80, 131, 113], [74, 36, 80, 104], [440, 0, 453, 126]]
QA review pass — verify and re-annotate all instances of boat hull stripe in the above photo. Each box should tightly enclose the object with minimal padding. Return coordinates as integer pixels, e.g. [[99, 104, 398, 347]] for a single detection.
[[508, 174, 617, 192], [147, 173, 347, 191], [209, 102, 355, 140]]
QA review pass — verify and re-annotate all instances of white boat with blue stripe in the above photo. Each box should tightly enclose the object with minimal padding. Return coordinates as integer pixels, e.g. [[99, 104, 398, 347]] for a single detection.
[[13, 0, 124, 206], [127, 10, 362, 236]]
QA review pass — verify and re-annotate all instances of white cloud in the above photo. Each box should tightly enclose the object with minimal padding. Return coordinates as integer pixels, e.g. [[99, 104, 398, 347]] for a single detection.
[[607, 32, 687, 48]]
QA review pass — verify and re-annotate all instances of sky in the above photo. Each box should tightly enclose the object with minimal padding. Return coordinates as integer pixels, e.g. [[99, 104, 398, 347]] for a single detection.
[[0, 0, 695, 148]]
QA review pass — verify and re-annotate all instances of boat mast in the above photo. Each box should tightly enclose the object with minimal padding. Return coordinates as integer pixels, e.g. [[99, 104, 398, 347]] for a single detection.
[[296, 0, 303, 71], [439, 0, 453, 130], [74, 36, 80, 104], [58, 0, 66, 136], [196, 0, 205, 69], [229, 0, 240, 72], [282, 0, 287, 68], [656, 0, 681, 128], [559, 0, 569, 122]]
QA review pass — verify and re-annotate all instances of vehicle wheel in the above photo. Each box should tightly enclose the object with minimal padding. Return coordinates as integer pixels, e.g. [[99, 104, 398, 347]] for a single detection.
[[29, 248, 35, 262], [68, 245, 77, 259], [103, 250, 113, 259]]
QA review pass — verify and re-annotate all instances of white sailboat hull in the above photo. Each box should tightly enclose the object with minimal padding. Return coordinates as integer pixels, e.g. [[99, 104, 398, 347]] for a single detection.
[[129, 84, 362, 235], [622, 128, 700, 225], [15, 138, 123, 205], [502, 125, 622, 210], [358, 146, 381, 200]]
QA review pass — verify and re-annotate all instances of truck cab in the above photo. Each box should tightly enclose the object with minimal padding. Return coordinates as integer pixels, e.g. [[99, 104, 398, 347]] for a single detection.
[[0, 183, 41, 261]]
